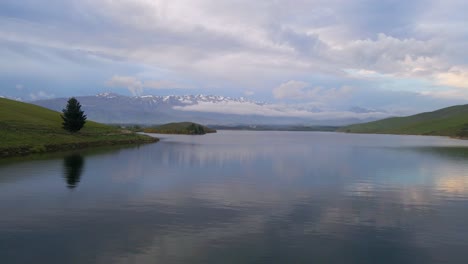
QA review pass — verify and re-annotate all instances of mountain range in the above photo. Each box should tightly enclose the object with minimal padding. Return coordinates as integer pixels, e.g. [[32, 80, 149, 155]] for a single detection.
[[30, 93, 388, 125]]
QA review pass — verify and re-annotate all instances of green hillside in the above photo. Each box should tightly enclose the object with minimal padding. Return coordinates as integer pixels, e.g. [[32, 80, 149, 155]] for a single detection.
[[0, 98, 157, 157], [143, 122, 216, 135], [338, 104, 468, 138]]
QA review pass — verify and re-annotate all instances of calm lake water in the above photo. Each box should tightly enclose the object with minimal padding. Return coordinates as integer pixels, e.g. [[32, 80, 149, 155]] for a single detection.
[[2, 131, 468, 263]]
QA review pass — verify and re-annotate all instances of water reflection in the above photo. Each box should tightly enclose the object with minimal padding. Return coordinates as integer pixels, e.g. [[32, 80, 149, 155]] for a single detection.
[[63, 154, 85, 189], [409, 146, 468, 159], [1, 132, 468, 264]]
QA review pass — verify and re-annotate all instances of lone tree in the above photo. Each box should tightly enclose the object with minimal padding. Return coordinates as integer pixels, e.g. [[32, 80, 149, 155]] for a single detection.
[[61, 97, 87, 133]]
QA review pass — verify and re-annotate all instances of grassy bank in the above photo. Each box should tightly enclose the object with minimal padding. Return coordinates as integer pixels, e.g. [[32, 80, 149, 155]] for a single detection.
[[338, 104, 468, 138], [0, 98, 158, 158]]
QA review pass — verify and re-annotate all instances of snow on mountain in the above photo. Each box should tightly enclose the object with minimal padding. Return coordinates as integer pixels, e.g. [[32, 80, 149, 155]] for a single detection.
[[31, 93, 389, 125], [95, 93, 259, 105]]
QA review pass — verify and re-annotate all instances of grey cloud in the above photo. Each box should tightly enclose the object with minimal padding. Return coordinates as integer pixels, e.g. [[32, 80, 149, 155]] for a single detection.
[[273, 27, 327, 57]]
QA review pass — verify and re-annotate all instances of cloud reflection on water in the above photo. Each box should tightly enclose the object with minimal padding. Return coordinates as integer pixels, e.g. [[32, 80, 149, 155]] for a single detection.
[[1, 132, 468, 263]]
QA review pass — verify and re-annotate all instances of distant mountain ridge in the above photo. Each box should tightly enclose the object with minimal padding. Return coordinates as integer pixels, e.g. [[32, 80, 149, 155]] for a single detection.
[[338, 104, 468, 138], [31, 93, 387, 125]]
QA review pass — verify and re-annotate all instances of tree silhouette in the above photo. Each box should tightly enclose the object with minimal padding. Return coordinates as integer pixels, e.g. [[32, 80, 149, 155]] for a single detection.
[[63, 154, 85, 189], [61, 97, 87, 133]]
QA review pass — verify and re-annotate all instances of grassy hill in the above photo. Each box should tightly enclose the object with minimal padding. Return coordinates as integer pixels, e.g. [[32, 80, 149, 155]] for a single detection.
[[143, 122, 216, 135], [0, 98, 157, 157], [338, 104, 468, 138]]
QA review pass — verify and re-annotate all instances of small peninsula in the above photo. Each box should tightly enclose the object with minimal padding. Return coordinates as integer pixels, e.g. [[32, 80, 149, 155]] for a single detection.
[[338, 104, 468, 138], [143, 122, 216, 135], [0, 98, 158, 158]]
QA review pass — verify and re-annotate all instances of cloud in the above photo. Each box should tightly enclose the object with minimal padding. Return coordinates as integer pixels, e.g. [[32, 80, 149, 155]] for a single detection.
[[144, 80, 190, 90], [173, 100, 388, 120], [273, 80, 309, 99], [273, 80, 354, 103], [1, 0, 468, 110], [106, 75, 189, 96], [434, 67, 468, 89], [321, 33, 451, 88], [420, 89, 468, 100], [244, 90, 255, 96], [106, 75, 143, 96], [29, 90, 54, 100]]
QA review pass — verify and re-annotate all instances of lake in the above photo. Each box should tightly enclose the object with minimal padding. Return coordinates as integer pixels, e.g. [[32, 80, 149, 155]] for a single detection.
[[2, 131, 468, 264]]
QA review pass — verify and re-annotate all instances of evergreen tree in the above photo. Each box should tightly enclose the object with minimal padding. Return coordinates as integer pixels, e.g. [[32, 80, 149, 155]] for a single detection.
[[61, 97, 87, 132]]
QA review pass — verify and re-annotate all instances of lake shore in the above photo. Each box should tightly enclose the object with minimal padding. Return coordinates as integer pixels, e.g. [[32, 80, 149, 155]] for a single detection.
[[0, 134, 158, 158]]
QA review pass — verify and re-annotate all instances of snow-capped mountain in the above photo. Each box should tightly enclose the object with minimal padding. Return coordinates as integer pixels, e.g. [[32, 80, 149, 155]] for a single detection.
[[31, 93, 389, 125], [97, 93, 262, 106]]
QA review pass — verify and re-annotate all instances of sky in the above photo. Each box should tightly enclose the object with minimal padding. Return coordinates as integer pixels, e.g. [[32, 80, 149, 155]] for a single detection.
[[1, 0, 468, 115]]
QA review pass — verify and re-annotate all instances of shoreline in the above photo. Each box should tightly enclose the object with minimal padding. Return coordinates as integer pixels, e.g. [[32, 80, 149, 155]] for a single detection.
[[339, 130, 468, 140], [0, 137, 158, 158]]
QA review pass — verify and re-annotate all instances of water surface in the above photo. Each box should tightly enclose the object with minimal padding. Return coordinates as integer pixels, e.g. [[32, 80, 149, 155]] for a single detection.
[[2, 131, 468, 263]]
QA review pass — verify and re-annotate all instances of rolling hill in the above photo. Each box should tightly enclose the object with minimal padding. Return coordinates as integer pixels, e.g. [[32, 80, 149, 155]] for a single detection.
[[338, 104, 468, 138], [0, 98, 157, 157]]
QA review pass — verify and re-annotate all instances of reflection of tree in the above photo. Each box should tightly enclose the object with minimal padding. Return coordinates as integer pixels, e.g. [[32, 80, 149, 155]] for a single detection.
[[63, 154, 85, 189]]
